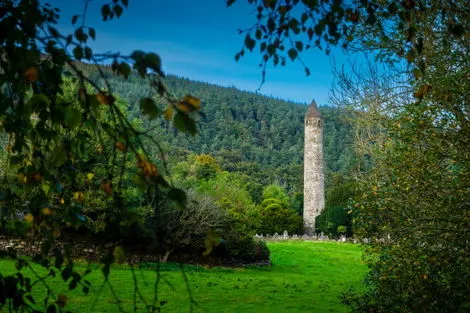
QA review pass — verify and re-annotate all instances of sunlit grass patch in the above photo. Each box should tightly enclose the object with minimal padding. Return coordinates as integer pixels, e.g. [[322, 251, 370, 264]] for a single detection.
[[0, 241, 367, 313]]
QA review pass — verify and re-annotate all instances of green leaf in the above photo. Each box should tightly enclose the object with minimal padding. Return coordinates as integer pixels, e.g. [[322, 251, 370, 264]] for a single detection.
[[25, 294, 35, 304], [140, 97, 160, 119], [84, 47, 92, 59], [287, 48, 298, 61], [255, 29, 262, 40], [48, 26, 60, 37], [27, 94, 50, 118], [71, 15, 79, 25], [54, 248, 64, 269], [301, 13, 309, 24], [450, 24, 464, 37], [260, 42, 267, 52], [65, 35, 73, 45], [101, 251, 114, 278], [168, 188, 187, 205], [273, 54, 279, 66], [173, 112, 197, 135], [64, 108, 82, 128], [46, 304, 57, 313], [122, 0, 129, 7], [267, 44, 276, 56], [132, 174, 147, 191], [52, 144, 67, 166], [41, 183, 51, 195], [295, 41, 304, 52], [118, 62, 131, 79], [387, 3, 398, 14], [73, 46, 83, 60], [68, 279, 77, 290], [41, 238, 53, 257], [130, 50, 145, 62], [113, 246, 126, 264], [113, 4, 123, 18], [267, 17, 276, 32], [88, 28, 96, 40], [101, 4, 112, 21], [305, 67, 311, 76], [74, 28, 88, 42], [244, 34, 256, 51], [144, 53, 162, 73], [61, 266, 73, 281], [288, 18, 299, 31]]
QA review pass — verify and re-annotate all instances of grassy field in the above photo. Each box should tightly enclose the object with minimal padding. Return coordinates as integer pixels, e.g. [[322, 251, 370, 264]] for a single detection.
[[0, 241, 367, 313]]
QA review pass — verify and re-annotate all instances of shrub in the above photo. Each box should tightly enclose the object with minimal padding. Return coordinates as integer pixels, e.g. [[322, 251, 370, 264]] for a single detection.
[[215, 233, 270, 263], [254, 198, 303, 235]]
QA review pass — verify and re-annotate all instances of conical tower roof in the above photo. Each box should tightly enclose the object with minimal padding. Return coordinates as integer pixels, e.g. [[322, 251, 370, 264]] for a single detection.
[[305, 99, 321, 119]]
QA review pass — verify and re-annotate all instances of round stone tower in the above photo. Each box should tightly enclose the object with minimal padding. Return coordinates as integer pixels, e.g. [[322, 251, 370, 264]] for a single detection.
[[303, 100, 324, 234]]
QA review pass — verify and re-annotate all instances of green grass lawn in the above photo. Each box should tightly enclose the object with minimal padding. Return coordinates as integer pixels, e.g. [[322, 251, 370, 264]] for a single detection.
[[0, 241, 367, 313]]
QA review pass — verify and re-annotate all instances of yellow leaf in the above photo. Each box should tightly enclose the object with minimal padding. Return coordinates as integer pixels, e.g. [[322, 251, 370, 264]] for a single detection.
[[24, 213, 34, 223], [73, 192, 84, 202], [101, 182, 112, 195], [183, 95, 201, 109], [203, 229, 220, 256], [17, 174, 27, 183], [176, 102, 192, 113], [164, 106, 174, 121], [142, 161, 159, 177], [41, 207, 53, 215], [96, 93, 108, 105], [32, 172, 42, 182], [115, 142, 126, 151], [24, 67, 38, 82], [86, 173, 94, 181], [41, 183, 50, 195], [113, 246, 126, 264], [57, 294, 68, 308], [96, 145, 104, 154], [96, 93, 115, 105], [78, 88, 87, 101]]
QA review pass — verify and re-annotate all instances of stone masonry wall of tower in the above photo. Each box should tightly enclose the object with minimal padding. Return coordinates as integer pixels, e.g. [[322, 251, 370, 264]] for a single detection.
[[303, 101, 325, 235]]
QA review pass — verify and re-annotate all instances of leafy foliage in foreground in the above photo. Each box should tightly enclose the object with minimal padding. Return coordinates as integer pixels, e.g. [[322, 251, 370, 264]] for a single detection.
[[346, 64, 470, 313], [0, 1, 209, 311]]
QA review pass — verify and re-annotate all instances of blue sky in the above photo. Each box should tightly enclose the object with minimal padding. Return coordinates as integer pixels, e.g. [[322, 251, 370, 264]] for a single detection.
[[52, 0, 346, 105]]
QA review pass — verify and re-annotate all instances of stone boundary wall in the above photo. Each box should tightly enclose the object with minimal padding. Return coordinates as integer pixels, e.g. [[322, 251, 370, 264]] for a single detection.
[[255, 230, 351, 243], [0, 236, 163, 263], [0, 236, 107, 260]]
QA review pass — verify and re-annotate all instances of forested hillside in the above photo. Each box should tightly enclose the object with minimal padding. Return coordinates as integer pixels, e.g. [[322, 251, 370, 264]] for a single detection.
[[87, 68, 356, 196]]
